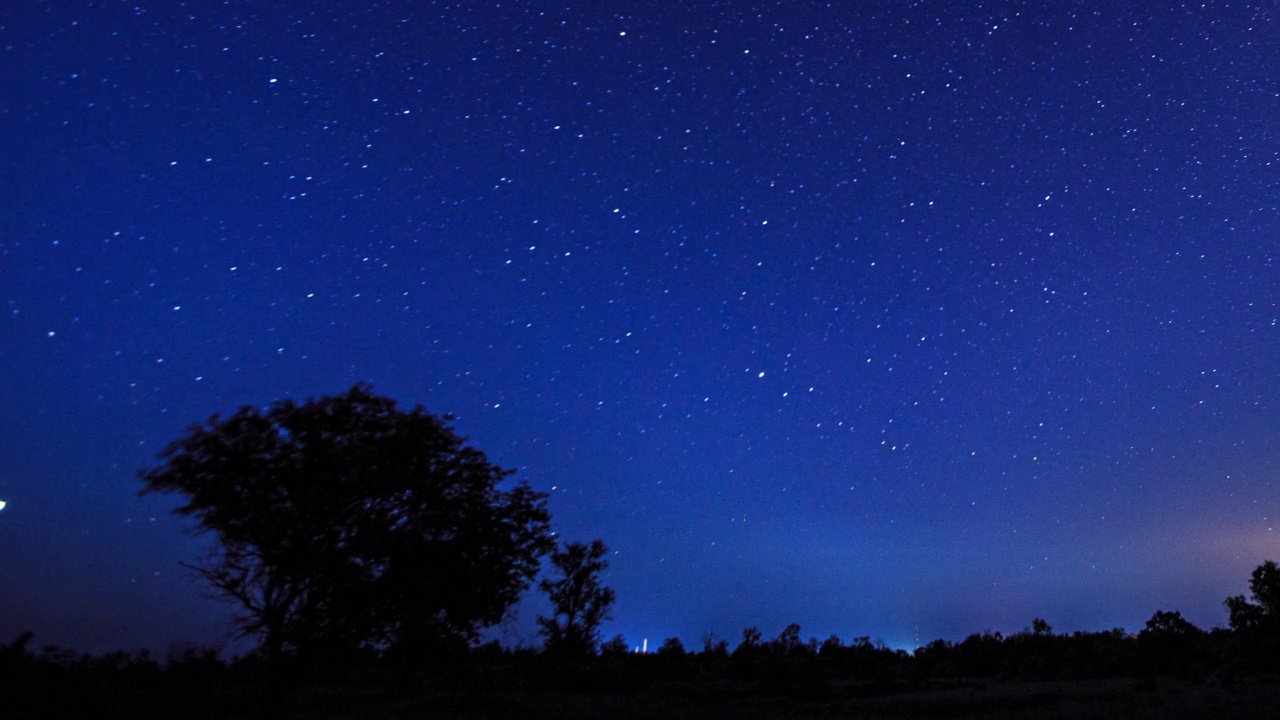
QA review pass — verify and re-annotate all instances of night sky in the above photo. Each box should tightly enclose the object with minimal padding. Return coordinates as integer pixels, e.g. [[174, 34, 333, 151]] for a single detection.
[[2, 1, 1278, 656]]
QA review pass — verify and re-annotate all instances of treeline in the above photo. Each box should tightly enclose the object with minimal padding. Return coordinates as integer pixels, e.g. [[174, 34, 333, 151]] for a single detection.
[[5, 565, 1280, 719], [497, 596, 1280, 690], [4, 604, 1279, 691], [0, 631, 228, 682]]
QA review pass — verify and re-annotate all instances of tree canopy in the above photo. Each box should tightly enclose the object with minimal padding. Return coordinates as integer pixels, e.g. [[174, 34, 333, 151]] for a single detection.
[[139, 384, 554, 665]]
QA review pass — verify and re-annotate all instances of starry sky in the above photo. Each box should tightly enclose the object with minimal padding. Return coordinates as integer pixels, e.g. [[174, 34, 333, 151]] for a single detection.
[[2, 1, 1278, 655]]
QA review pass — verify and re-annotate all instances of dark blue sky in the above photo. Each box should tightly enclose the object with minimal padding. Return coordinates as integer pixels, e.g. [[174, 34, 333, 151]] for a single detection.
[[2, 1, 1278, 655]]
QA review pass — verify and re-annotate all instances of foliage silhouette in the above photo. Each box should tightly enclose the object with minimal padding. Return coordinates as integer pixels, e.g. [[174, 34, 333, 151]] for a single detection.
[[599, 634, 629, 656], [1225, 559, 1280, 672], [1225, 560, 1280, 631], [658, 636, 686, 657], [1142, 610, 1200, 637], [138, 384, 554, 672], [1030, 617, 1052, 636], [771, 623, 805, 656], [738, 626, 763, 654], [537, 539, 616, 655], [1137, 610, 1208, 678], [701, 632, 730, 658]]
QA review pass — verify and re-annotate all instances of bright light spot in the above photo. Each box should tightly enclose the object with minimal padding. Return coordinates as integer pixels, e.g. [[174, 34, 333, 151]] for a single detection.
[[0, 500, 7, 511]]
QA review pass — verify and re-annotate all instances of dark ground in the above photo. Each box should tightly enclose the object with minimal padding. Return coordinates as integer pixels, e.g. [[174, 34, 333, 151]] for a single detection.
[[9, 673, 1280, 719]]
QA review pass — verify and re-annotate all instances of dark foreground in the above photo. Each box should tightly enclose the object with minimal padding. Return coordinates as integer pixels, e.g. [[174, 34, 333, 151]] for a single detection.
[[377, 677, 1280, 720], [9, 623, 1280, 719], [8, 672, 1280, 719]]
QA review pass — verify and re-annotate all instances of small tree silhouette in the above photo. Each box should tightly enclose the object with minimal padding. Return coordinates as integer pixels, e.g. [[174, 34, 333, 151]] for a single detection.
[[737, 626, 763, 654], [537, 539, 616, 656], [772, 623, 804, 656], [658, 637, 686, 657], [1142, 610, 1199, 637], [599, 634, 629, 656]]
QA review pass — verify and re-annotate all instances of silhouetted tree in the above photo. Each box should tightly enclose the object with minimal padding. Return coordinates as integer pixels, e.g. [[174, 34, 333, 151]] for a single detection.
[[1142, 610, 1199, 637], [1138, 610, 1206, 678], [737, 626, 763, 654], [658, 637, 686, 657], [2, 631, 34, 660], [699, 632, 715, 653], [138, 384, 554, 673], [1225, 560, 1280, 672], [537, 539, 616, 656], [818, 634, 843, 656], [771, 623, 805, 656], [1, 631, 35, 681], [599, 634, 629, 656], [1226, 560, 1280, 631], [165, 642, 225, 679], [701, 632, 729, 658]]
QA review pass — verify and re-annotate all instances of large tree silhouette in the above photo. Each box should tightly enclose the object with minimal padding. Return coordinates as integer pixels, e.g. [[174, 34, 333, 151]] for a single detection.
[[139, 384, 554, 669]]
